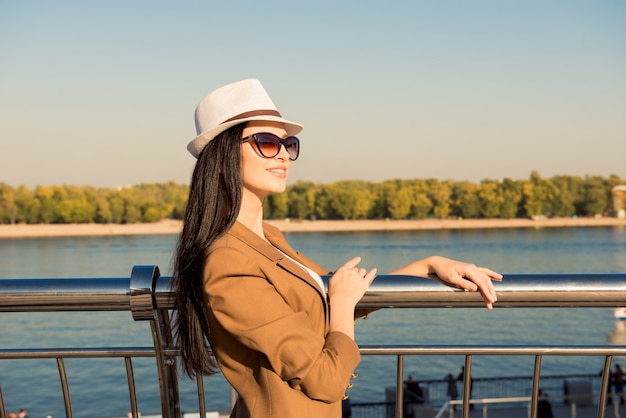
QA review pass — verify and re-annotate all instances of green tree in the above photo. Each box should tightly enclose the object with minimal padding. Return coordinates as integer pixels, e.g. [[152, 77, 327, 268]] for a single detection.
[[388, 186, 412, 220], [142, 205, 162, 222], [550, 176, 579, 217], [162, 181, 189, 219], [324, 181, 374, 220], [287, 181, 317, 220], [582, 175, 609, 216], [325, 183, 356, 220], [411, 193, 432, 219], [498, 178, 523, 219], [428, 179, 452, 219], [0, 183, 16, 224], [264, 192, 289, 219], [95, 194, 113, 223], [14, 185, 40, 223], [371, 180, 398, 219], [479, 180, 503, 219], [313, 185, 334, 219], [408, 180, 432, 219], [117, 188, 141, 223], [0, 176, 620, 223], [107, 191, 126, 223], [35, 185, 57, 223], [522, 171, 548, 218], [54, 186, 95, 223], [452, 181, 480, 219], [133, 183, 167, 222]]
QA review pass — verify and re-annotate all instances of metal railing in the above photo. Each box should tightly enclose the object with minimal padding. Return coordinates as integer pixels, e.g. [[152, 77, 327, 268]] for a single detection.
[[1, 268, 626, 418], [436, 392, 626, 418]]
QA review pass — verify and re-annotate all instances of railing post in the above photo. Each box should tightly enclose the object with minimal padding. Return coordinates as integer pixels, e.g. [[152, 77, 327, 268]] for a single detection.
[[396, 355, 404, 418], [57, 358, 73, 418], [130, 265, 180, 418], [530, 355, 542, 418], [0, 384, 6, 418], [598, 355, 612, 418], [124, 357, 139, 418], [462, 355, 472, 418]]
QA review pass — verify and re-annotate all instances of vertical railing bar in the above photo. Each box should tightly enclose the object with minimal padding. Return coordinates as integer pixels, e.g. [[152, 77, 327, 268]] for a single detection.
[[530, 354, 542, 418], [150, 314, 180, 418], [56, 357, 73, 418], [196, 374, 207, 418], [0, 383, 6, 418], [396, 354, 404, 418], [125, 357, 140, 418], [462, 355, 472, 418], [131, 265, 180, 418], [597, 355, 612, 418]]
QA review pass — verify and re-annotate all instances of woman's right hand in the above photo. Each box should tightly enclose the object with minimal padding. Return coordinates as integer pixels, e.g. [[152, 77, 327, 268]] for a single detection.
[[327, 257, 377, 339], [328, 257, 377, 308]]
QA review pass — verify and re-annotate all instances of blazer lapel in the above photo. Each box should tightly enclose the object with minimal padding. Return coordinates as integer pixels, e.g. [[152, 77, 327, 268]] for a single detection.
[[228, 222, 327, 299]]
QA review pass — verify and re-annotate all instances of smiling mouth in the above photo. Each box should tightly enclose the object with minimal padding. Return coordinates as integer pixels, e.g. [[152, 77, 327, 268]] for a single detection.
[[268, 168, 287, 175]]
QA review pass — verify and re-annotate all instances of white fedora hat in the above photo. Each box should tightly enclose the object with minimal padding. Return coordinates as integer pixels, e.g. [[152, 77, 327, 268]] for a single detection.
[[187, 78, 303, 158]]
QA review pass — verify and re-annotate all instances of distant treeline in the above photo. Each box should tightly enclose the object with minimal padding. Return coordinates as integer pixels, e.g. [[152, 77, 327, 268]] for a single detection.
[[0, 172, 624, 224], [0, 182, 188, 225]]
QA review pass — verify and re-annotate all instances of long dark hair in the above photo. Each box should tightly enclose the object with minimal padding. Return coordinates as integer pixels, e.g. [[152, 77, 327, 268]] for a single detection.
[[173, 124, 244, 378]]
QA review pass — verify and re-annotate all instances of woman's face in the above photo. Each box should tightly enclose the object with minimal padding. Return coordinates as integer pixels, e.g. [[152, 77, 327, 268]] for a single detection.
[[240, 120, 293, 200]]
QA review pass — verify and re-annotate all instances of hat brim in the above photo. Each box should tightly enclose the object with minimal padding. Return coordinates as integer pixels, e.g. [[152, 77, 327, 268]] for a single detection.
[[187, 115, 303, 158]]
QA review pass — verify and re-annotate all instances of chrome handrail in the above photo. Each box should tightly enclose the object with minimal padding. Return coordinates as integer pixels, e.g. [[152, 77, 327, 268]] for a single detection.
[[2, 272, 626, 312], [2, 268, 626, 418]]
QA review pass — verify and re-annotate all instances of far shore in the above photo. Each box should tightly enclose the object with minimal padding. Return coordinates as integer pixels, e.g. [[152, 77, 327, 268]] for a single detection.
[[0, 217, 624, 239]]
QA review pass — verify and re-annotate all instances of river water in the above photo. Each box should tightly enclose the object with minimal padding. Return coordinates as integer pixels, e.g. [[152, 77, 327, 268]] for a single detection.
[[1, 226, 625, 417]]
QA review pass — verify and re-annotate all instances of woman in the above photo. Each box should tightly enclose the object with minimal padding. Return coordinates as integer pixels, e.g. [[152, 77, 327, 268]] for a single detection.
[[173, 79, 502, 418]]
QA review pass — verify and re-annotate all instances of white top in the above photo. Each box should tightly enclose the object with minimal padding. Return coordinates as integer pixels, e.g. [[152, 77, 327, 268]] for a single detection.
[[276, 248, 326, 292]]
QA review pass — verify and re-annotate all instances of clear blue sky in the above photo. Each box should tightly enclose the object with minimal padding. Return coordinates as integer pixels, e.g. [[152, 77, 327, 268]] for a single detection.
[[1, 1, 625, 188]]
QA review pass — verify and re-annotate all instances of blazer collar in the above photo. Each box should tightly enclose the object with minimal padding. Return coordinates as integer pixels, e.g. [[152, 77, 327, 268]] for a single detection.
[[227, 221, 326, 297]]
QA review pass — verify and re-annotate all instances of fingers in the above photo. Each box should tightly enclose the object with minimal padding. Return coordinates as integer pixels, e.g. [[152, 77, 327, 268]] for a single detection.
[[479, 268, 502, 310], [459, 266, 500, 311], [338, 257, 376, 282], [482, 268, 503, 281], [364, 268, 378, 285], [329, 258, 377, 308], [343, 256, 362, 270]]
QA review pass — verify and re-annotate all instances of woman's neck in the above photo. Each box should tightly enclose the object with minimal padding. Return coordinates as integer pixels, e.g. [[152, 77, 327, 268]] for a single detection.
[[237, 191, 266, 238]]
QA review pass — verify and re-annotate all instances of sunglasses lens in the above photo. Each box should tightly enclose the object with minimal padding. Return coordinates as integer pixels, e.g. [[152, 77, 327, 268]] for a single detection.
[[283, 137, 299, 160], [254, 134, 300, 160], [255, 134, 281, 158]]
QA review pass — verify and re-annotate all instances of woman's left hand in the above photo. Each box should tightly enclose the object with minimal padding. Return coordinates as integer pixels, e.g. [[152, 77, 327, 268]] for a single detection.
[[391, 256, 502, 310], [428, 256, 502, 310]]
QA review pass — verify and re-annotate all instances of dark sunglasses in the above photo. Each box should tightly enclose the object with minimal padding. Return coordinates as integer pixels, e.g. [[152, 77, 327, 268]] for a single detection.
[[241, 132, 300, 161]]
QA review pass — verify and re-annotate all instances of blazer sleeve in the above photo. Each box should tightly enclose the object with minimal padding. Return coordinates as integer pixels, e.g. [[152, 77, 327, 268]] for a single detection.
[[204, 245, 360, 402]]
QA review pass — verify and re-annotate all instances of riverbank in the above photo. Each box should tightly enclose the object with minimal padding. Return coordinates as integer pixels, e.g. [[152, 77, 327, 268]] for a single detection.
[[0, 217, 624, 238]]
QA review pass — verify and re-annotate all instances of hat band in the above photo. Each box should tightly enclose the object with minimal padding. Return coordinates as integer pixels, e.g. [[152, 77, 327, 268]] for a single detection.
[[222, 109, 282, 124]]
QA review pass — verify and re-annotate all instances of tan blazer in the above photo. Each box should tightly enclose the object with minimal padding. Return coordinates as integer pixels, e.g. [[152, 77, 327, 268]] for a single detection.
[[203, 221, 360, 418]]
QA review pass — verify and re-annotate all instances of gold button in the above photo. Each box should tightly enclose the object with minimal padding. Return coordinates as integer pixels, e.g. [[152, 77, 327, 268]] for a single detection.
[[347, 383, 354, 389], [342, 394, 350, 400], [351, 373, 358, 379]]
